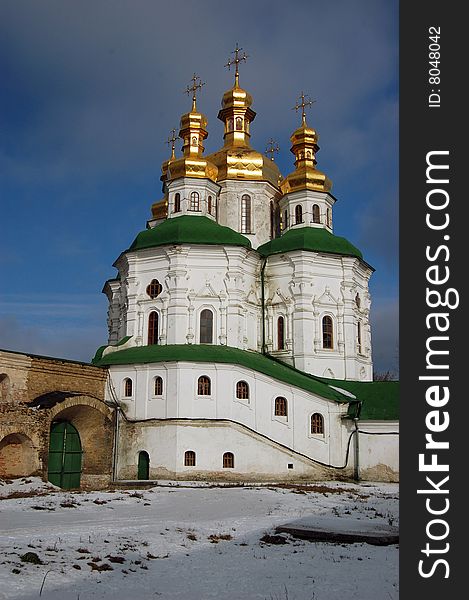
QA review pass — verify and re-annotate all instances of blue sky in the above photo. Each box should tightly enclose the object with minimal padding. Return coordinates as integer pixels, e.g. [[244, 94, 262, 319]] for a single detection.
[[0, 0, 398, 374]]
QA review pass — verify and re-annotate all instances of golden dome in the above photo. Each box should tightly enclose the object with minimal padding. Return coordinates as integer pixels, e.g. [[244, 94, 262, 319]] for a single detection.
[[280, 119, 332, 194], [207, 79, 281, 188], [162, 82, 218, 183]]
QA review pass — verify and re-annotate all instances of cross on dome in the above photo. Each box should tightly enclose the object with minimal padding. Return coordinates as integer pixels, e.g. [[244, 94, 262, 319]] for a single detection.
[[166, 128, 178, 159], [265, 138, 280, 161], [225, 43, 248, 87], [292, 92, 316, 125], [185, 74, 205, 111]]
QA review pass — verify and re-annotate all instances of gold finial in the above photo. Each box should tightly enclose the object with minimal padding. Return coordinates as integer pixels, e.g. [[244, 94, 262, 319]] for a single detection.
[[166, 128, 178, 159], [292, 92, 315, 125], [265, 138, 280, 161], [225, 43, 248, 87], [185, 73, 205, 111]]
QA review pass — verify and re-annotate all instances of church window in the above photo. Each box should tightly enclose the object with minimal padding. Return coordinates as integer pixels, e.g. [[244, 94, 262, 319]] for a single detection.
[[124, 378, 133, 397], [154, 376, 163, 396], [357, 321, 362, 354], [184, 450, 196, 466], [327, 207, 332, 227], [283, 209, 288, 230], [274, 396, 288, 417], [295, 204, 303, 224], [174, 193, 181, 213], [192, 136, 198, 146], [277, 316, 285, 350], [146, 279, 162, 299], [236, 381, 249, 400], [200, 309, 213, 344], [197, 376, 211, 395], [322, 316, 333, 349], [148, 311, 159, 345], [207, 195, 212, 214], [306, 150, 312, 159], [241, 194, 252, 233], [223, 452, 234, 468], [236, 117, 243, 130], [312, 204, 320, 223], [311, 413, 324, 434], [190, 191, 200, 211], [355, 293, 361, 308], [228, 118, 234, 132]]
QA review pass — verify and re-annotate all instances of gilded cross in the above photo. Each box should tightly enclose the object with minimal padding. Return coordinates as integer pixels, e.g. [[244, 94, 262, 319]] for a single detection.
[[185, 73, 205, 110], [292, 92, 315, 124], [166, 128, 178, 158], [266, 138, 280, 161], [225, 43, 248, 85]]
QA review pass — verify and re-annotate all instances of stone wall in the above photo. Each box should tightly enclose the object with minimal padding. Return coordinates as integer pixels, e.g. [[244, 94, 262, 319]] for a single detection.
[[0, 350, 114, 489]]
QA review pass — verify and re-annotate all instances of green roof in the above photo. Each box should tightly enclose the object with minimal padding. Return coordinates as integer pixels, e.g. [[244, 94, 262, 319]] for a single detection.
[[318, 378, 399, 420], [92, 344, 354, 404], [257, 226, 364, 260], [127, 216, 252, 253]]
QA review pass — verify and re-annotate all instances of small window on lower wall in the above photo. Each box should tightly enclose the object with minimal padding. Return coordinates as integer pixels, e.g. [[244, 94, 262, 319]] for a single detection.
[[223, 452, 234, 468], [274, 396, 288, 417], [311, 413, 324, 435], [154, 376, 163, 396], [124, 378, 133, 397], [236, 380, 249, 400], [184, 451, 196, 466]]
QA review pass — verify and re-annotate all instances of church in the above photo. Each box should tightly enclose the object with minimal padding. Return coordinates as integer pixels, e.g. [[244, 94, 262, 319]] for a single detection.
[[0, 49, 398, 487]]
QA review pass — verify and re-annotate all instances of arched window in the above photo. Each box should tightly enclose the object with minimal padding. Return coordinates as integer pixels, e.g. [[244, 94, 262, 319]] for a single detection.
[[148, 311, 159, 345], [322, 316, 333, 349], [154, 376, 163, 396], [184, 451, 196, 466], [192, 136, 198, 146], [311, 413, 324, 434], [197, 376, 211, 395], [146, 279, 162, 299], [236, 117, 243, 130], [270, 201, 274, 239], [207, 195, 212, 215], [274, 396, 288, 417], [295, 204, 303, 224], [283, 209, 288, 230], [355, 293, 361, 308], [306, 150, 312, 159], [277, 316, 285, 350], [327, 207, 332, 228], [228, 118, 234, 132], [174, 192, 181, 213], [190, 191, 200, 211], [357, 322, 362, 354], [241, 194, 252, 233], [200, 309, 213, 344], [223, 452, 234, 468], [124, 378, 133, 397], [312, 204, 320, 223], [236, 381, 249, 400]]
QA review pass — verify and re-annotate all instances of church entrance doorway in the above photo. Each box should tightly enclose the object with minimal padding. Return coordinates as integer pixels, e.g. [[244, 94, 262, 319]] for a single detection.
[[137, 451, 150, 480], [48, 422, 83, 489]]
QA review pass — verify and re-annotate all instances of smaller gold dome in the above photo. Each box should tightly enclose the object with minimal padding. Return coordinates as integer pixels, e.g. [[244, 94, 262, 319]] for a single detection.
[[221, 82, 253, 111], [280, 119, 332, 194]]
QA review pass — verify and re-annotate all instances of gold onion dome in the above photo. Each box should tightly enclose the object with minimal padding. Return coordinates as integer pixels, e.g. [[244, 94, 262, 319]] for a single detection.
[[280, 94, 332, 194], [206, 45, 281, 188], [164, 74, 218, 183]]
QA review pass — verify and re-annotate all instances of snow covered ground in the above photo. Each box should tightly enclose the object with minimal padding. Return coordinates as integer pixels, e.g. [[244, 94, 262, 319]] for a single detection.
[[0, 478, 398, 600]]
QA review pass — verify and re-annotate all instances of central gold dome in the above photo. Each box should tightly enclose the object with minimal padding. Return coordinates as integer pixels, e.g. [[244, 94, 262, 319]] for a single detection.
[[207, 80, 281, 188]]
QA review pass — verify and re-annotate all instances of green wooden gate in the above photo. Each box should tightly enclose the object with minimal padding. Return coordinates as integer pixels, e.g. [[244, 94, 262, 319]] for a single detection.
[[48, 422, 82, 489], [137, 451, 150, 480]]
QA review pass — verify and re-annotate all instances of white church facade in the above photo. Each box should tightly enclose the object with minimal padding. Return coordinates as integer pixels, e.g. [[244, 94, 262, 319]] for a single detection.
[[92, 54, 399, 483]]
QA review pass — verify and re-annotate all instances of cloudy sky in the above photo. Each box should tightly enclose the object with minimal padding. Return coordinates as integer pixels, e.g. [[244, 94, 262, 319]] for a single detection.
[[0, 0, 398, 375]]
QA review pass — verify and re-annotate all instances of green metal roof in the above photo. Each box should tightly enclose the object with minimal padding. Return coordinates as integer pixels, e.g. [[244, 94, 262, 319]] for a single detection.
[[127, 216, 252, 253], [92, 344, 354, 404], [318, 378, 399, 420], [257, 226, 364, 260]]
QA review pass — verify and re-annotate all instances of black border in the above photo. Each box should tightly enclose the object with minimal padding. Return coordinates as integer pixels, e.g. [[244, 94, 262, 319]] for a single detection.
[[400, 3, 464, 595]]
